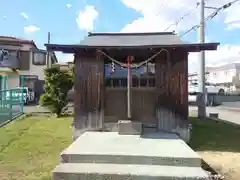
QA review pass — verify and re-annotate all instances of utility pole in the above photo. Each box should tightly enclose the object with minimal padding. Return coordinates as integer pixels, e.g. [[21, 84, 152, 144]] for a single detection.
[[197, 0, 206, 119], [46, 32, 51, 68]]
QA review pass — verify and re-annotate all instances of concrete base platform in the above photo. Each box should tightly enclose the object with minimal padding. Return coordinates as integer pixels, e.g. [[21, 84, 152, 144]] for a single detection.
[[61, 131, 201, 167], [54, 130, 209, 180], [52, 163, 209, 180]]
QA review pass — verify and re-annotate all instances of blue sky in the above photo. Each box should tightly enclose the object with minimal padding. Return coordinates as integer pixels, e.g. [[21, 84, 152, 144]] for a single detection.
[[0, 0, 141, 47], [1, 0, 240, 72]]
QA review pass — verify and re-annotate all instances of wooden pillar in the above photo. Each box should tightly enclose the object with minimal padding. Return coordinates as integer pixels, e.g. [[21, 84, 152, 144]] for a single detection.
[[167, 50, 188, 127], [155, 51, 170, 131], [155, 49, 190, 141], [72, 51, 105, 140], [181, 51, 189, 120], [170, 50, 188, 121]]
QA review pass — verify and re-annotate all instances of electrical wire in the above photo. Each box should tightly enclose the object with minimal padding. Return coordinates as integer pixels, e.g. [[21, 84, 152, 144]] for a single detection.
[[180, 0, 240, 37], [164, 3, 200, 32]]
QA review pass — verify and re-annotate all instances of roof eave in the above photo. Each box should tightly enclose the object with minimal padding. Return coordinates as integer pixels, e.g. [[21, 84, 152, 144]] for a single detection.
[[187, 42, 220, 52], [45, 42, 220, 53]]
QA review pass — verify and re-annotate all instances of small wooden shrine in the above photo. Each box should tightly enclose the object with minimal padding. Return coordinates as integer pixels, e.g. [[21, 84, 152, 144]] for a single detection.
[[46, 32, 219, 139]]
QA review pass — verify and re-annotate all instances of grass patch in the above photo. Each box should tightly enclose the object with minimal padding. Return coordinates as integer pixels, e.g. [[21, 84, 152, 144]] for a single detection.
[[189, 117, 240, 152], [189, 117, 240, 180], [1, 115, 240, 180], [0, 115, 72, 180]]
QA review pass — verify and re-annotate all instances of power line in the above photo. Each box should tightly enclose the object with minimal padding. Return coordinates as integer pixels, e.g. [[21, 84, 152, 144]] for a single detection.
[[164, 3, 200, 32], [180, 0, 240, 37]]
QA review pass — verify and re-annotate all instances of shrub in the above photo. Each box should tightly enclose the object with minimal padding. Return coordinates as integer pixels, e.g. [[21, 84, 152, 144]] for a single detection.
[[40, 67, 73, 117]]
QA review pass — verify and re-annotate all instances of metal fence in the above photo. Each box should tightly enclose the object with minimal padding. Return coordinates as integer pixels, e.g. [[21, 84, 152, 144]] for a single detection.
[[0, 88, 24, 126]]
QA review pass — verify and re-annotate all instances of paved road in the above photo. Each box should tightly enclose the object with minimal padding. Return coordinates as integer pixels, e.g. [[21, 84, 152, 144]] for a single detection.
[[23, 103, 73, 114], [221, 101, 240, 108], [189, 106, 240, 125], [23, 105, 50, 113]]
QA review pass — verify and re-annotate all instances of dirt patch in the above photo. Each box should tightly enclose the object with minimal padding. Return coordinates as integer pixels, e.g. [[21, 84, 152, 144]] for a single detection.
[[199, 151, 240, 180]]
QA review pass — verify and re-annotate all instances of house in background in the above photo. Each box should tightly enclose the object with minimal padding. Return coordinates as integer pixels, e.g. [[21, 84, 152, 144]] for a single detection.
[[188, 72, 210, 83], [206, 62, 240, 91], [0, 36, 57, 94], [55, 61, 74, 72]]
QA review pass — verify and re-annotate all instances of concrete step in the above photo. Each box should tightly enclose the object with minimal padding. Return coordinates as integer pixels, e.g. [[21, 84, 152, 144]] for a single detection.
[[60, 132, 201, 167], [52, 163, 209, 180], [61, 153, 201, 167]]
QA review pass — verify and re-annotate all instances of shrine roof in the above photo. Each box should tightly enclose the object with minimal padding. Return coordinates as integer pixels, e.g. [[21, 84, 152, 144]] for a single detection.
[[45, 32, 219, 53]]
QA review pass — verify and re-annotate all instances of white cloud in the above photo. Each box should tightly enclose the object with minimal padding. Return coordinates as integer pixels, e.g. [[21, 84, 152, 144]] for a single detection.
[[20, 12, 28, 19], [121, 0, 202, 33], [121, 0, 240, 33], [24, 25, 40, 33], [225, 22, 240, 30], [66, 4, 72, 8], [120, 0, 240, 72], [76, 5, 98, 31]]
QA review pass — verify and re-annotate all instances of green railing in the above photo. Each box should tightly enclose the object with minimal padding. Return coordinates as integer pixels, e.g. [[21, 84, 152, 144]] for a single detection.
[[0, 88, 24, 126], [0, 76, 24, 126]]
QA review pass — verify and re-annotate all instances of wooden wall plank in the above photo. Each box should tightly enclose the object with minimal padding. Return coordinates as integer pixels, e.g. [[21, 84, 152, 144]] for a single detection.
[[73, 52, 105, 136], [155, 49, 188, 131]]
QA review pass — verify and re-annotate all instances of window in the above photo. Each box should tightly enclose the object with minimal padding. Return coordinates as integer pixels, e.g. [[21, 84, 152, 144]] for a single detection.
[[112, 79, 120, 87], [8, 51, 17, 57], [106, 77, 155, 87], [148, 78, 155, 87], [32, 51, 46, 65], [224, 71, 229, 76], [1, 50, 20, 59], [132, 78, 139, 87], [140, 78, 147, 86], [120, 79, 127, 87]]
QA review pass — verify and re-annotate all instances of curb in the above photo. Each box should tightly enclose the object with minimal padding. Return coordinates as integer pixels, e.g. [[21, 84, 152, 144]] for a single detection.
[[207, 116, 240, 127], [217, 106, 240, 112], [0, 113, 32, 128], [0, 112, 72, 128], [29, 112, 52, 116]]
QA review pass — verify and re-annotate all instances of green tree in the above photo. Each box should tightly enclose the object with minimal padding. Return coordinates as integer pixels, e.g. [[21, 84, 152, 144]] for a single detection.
[[40, 67, 73, 117]]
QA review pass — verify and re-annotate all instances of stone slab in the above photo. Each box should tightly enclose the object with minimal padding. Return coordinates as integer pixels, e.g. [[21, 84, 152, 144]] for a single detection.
[[61, 131, 201, 167], [118, 120, 142, 135], [52, 163, 209, 180]]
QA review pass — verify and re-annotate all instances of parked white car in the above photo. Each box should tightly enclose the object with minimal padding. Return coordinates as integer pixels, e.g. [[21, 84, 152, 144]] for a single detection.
[[189, 82, 225, 94], [6, 87, 35, 104]]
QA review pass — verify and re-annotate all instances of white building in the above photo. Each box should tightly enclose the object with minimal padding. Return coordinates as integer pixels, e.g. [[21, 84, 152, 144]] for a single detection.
[[206, 63, 240, 91], [188, 72, 210, 83]]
